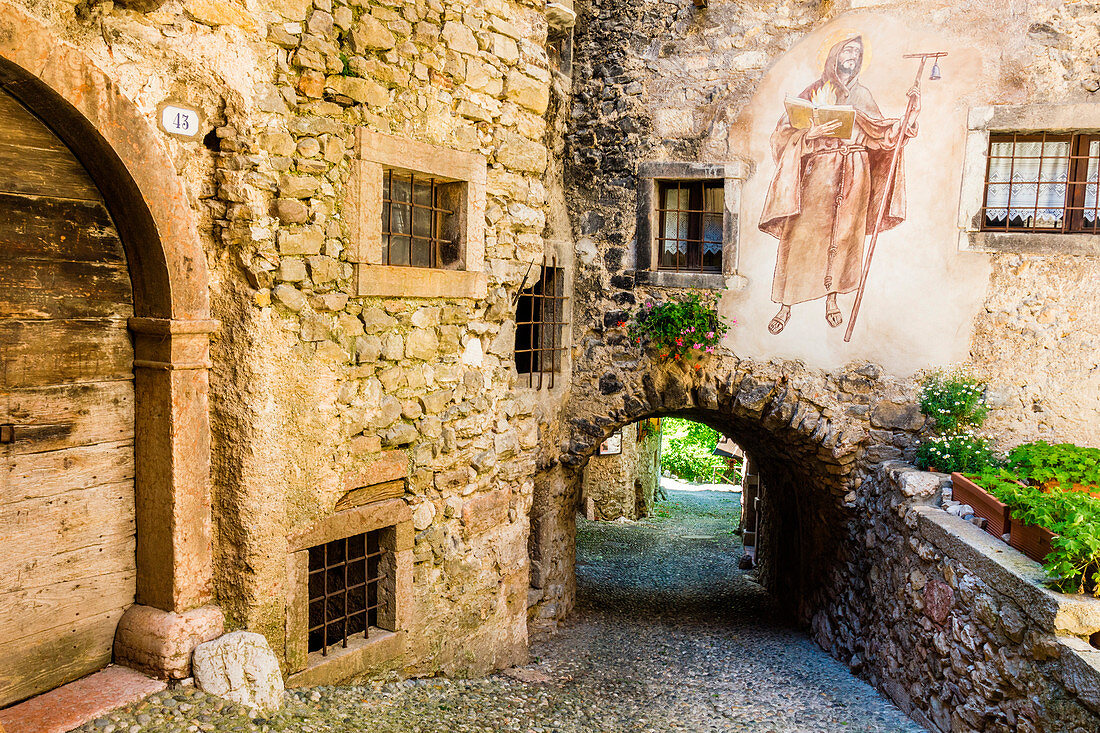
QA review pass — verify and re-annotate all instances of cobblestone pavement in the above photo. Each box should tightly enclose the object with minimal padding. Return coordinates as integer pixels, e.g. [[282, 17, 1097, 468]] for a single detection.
[[73, 489, 924, 733]]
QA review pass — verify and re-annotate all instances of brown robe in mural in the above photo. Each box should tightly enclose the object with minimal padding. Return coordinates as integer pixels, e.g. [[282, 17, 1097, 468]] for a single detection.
[[759, 36, 912, 306]]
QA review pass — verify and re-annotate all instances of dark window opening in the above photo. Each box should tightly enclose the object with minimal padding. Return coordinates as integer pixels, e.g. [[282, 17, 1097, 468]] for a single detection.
[[382, 170, 461, 267], [656, 180, 724, 272], [307, 530, 384, 655], [982, 132, 1100, 233], [515, 260, 567, 390]]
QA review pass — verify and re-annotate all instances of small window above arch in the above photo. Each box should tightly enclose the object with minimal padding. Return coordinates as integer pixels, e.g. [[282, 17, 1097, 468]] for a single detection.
[[635, 160, 748, 289]]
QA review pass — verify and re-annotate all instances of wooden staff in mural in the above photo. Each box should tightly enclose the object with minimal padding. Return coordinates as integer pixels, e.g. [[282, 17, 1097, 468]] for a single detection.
[[844, 51, 947, 342], [758, 35, 942, 339]]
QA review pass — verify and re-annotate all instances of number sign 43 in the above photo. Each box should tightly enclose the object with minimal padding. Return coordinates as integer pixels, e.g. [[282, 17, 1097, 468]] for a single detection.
[[156, 101, 204, 140]]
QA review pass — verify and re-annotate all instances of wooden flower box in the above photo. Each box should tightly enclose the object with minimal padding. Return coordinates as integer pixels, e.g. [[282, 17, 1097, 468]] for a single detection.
[[1009, 521, 1057, 564], [950, 473, 1012, 537]]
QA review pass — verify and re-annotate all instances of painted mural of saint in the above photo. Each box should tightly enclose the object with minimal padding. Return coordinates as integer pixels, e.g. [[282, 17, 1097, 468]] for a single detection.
[[759, 35, 920, 335]]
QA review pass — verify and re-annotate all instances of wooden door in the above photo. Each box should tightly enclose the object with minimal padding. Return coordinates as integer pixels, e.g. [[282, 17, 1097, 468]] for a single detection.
[[0, 89, 136, 706]]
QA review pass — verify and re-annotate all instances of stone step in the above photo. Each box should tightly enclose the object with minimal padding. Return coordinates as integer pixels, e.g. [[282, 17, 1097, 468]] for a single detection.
[[0, 665, 165, 733]]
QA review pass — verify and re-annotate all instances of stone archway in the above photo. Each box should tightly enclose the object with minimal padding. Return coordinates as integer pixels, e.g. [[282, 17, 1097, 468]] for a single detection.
[[530, 353, 925, 631], [0, 2, 221, 679]]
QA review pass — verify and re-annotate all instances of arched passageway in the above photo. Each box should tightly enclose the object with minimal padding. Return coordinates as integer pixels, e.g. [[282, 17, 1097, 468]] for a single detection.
[[529, 355, 925, 635]]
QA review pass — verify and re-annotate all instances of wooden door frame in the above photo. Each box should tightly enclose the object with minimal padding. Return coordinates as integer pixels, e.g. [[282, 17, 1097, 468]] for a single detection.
[[0, 2, 221, 678]]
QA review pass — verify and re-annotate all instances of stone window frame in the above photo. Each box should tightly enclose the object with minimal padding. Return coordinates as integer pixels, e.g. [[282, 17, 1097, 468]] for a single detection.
[[958, 104, 1100, 256], [284, 498, 413, 685], [347, 129, 489, 298], [635, 161, 749, 289]]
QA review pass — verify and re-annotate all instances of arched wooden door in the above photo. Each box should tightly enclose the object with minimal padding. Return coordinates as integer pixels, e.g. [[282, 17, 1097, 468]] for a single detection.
[[0, 88, 136, 706]]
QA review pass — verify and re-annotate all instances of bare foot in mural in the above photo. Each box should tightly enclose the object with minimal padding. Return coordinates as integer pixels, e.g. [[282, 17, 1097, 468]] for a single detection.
[[768, 305, 791, 334], [825, 294, 843, 328]]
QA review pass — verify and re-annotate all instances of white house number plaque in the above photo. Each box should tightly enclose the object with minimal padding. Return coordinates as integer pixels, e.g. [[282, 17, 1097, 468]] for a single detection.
[[157, 102, 202, 139]]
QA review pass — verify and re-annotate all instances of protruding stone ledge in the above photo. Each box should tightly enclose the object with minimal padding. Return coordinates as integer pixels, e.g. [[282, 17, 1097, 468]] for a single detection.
[[913, 504, 1100, 636], [114, 605, 225, 680]]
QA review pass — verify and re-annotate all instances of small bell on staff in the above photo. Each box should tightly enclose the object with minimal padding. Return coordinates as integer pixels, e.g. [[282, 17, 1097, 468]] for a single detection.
[[929, 60, 942, 80]]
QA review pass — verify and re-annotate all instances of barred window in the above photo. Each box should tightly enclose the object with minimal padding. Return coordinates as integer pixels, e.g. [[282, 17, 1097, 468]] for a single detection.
[[307, 530, 385, 656], [515, 261, 567, 390], [657, 180, 724, 272], [382, 170, 463, 268], [982, 132, 1100, 233]]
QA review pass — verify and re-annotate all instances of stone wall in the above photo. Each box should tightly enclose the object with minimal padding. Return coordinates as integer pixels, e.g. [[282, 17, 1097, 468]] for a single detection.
[[813, 462, 1100, 733], [579, 420, 660, 520], [563, 0, 1100, 444], [5, 0, 560, 682]]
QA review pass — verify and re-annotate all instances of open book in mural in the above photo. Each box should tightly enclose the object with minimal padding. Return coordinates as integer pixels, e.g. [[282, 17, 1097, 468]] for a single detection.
[[758, 34, 924, 338]]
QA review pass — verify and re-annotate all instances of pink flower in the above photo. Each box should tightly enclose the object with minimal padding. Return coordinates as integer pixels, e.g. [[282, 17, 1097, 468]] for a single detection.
[[706, 331, 714, 339], [693, 343, 702, 350]]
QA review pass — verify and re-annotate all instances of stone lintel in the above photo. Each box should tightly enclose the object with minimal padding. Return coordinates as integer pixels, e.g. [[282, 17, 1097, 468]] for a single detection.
[[113, 605, 224, 680], [355, 265, 488, 299], [287, 498, 412, 552], [968, 103, 1100, 132], [637, 160, 749, 180]]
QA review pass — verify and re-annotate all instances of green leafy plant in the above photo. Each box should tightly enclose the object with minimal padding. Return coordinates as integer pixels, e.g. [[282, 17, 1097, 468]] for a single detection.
[[973, 471, 1100, 595], [637, 418, 659, 441], [919, 368, 989, 433], [1006, 441, 1100, 489], [967, 444, 1100, 595], [916, 432, 998, 474], [627, 293, 731, 362], [659, 418, 737, 483]]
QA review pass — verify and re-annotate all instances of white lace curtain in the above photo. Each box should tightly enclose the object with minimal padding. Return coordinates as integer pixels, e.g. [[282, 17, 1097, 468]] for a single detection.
[[661, 186, 724, 254], [986, 139, 1100, 224], [662, 187, 689, 255], [985, 140, 1068, 225]]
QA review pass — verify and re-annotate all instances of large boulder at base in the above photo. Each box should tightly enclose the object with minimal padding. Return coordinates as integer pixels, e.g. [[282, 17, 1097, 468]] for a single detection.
[[192, 631, 284, 714]]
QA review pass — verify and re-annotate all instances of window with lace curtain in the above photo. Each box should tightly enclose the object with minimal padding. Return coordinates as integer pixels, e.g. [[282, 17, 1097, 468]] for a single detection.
[[982, 132, 1100, 233], [635, 161, 746, 289], [656, 180, 724, 272]]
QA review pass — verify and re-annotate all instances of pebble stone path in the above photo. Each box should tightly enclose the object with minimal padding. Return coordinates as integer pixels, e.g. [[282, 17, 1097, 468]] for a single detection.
[[71, 488, 925, 733]]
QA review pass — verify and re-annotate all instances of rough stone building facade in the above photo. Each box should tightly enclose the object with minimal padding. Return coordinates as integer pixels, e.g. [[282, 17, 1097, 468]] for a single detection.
[[3, 0, 1100, 730], [579, 419, 660, 520]]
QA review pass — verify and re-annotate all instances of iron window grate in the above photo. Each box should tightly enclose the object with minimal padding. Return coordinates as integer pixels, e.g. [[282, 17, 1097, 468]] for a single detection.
[[382, 170, 455, 267], [307, 530, 384, 656], [515, 258, 568, 390], [656, 180, 724, 272], [981, 132, 1100, 233]]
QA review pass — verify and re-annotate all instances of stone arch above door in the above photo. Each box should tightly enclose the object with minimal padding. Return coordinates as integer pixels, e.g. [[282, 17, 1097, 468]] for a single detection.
[[0, 1, 209, 322], [0, 1, 222, 680]]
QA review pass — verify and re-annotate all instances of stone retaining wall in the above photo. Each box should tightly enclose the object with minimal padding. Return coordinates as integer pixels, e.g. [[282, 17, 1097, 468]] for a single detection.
[[815, 462, 1100, 733]]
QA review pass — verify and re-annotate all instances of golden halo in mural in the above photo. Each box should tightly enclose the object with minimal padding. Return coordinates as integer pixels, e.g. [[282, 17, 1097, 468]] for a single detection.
[[816, 28, 872, 73]]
